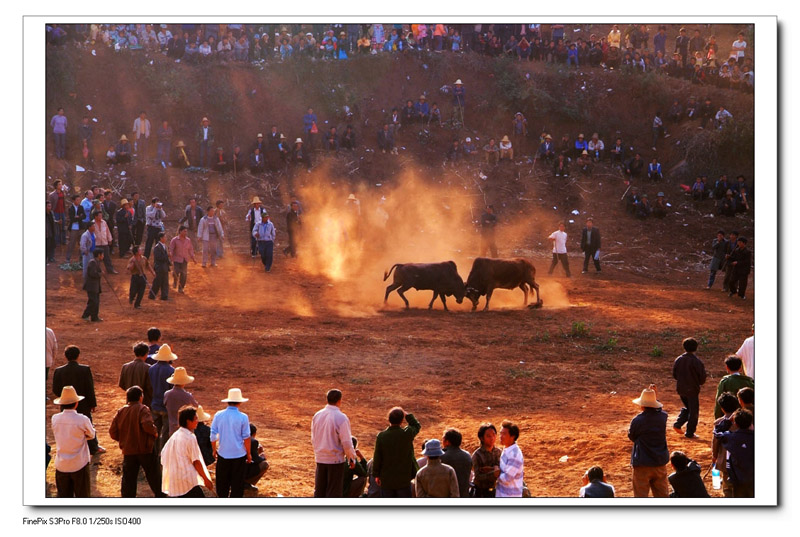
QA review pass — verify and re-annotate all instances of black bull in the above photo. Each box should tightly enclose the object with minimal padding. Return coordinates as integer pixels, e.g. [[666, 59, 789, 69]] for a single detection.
[[465, 257, 543, 311], [383, 261, 466, 310]]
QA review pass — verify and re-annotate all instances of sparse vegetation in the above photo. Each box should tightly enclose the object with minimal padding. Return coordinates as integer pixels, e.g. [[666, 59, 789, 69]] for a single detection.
[[506, 367, 536, 379], [568, 321, 592, 338], [649, 345, 663, 357]]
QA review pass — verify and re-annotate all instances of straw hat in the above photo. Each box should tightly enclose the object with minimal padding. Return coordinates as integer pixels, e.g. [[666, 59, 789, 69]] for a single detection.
[[454, 79, 463, 85], [202, 117, 209, 122], [252, 196, 262, 204], [421, 439, 445, 457], [54, 386, 84, 405], [501, 135, 510, 143], [119, 198, 129, 206], [419, 94, 426, 100], [221, 388, 249, 403], [166, 367, 194, 385], [347, 193, 357, 201], [295, 138, 303, 144], [582, 150, 588, 155], [196, 405, 212, 421], [545, 134, 553, 140], [578, 133, 585, 139], [153, 344, 178, 362], [119, 134, 128, 141], [632, 387, 662, 408], [280, 134, 286, 139], [176, 140, 186, 148]]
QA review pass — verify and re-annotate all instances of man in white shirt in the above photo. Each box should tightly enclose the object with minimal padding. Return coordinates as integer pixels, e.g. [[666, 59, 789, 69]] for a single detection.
[[736, 324, 755, 379], [132, 111, 151, 160], [547, 222, 571, 277], [45, 326, 56, 384], [496, 420, 524, 497], [52, 386, 95, 497], [311, 389, 357, 497], [161, 406, 213, 497]]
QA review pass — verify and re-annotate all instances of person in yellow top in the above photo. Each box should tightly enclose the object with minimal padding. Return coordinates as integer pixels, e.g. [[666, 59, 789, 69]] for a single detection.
[[607, 24, 622, 49]]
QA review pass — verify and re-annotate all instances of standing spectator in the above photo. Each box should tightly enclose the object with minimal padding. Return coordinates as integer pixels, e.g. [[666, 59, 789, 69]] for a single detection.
[[252, 212, 276, 272], [471, 423, 501, 497], [672, 337, 707, 439], [496, 420, 524, 497], [714, 355, 754, 418], [653, 25, 667, 57], [82, 250, 104, 322], [46, 201, 56, 263], [148, 232, 171, 300], [414, 440, 459, 498], [675, 27, 690, 68], [115, 199, 134, 258], [143, 198, 165, 259], [79, 219, 96, 283], [102, 190, 117, 255], [197, 117, 214, 168], [373, 406, 421, 498], [732, 32, 747, 64], [722, 230, 740, 291], [215, 200, 227, 259], [452, 79, 466, 124], [479, 205, 498, 257], [148, 344, 177, 451], [197, 206, 224, 268], [51, 386, 95, 497], [246, 197, 268, 258], [49, 179, 67, 247], [728, 237, 751, 299], [302, 107, 318, 149], [126, 245, 154, 309], [169, 226, 196, 294], [548, 222, 571, 277], [651, 111, 667, 151], [179, 198, 204, 252], [52, 345, 103, 454], [310, 389, 357, 498], [118, 341, 153, 407], [707, 230, 728, 289], [132, 111, 151, 160], [441, 428, 473, 498], [715, 409, 754, 497], [580, 218, 601, 274], [109, 386, 164, 498], [377, 124, 395, 154], [579, 466, 615, 498], [284, 201, 301, 258], [130, 192, 147, 247], [156, 120, 173, 167], [736, 324, 755, 379], [160, 406, 214, 497], [711, 392, 740, 497], [163, 367, 199, 438], [45, 326, 56, 384], [667, 450, 709, 498], [50, 107, 68, 159], [211, 388, 252, 498], [92, 212, 116, 274], [78, 116, 92, 161], [628, 385, 670, 498]]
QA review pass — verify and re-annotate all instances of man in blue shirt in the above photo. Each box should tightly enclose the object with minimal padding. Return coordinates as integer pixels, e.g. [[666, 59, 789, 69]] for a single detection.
[[80, 190, 94, 227], [211, 388, 252, 497], [148, 344, 177, 452], [252, 213, 276, 272]]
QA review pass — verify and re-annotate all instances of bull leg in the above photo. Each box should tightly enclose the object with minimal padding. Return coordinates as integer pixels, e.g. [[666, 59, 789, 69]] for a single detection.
[[397, 286, 411, 309], [439, 293, 449, 311], [484, 287, 494, 311], [519, 283, 529, 306], [428, 291, 438, 310], [531, 279, 543, 306], [384, 282, 402, 304]]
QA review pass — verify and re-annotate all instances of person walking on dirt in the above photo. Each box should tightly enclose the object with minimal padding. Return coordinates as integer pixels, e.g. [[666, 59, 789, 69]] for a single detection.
[[252, 212, 276, 272], [169, 226, 196, 294], [246, 197, 268, 258], [126, 245, 155, 309], [707, 230, 728, 289], [179, 198, 204, 252], [144, 198, 165, 259], [163, 367, 199, 438], [671, 337, 707, 439], [727, 237, 751, 299], [284, 201, 301, 258], [148, 232, 171, 300], [628, 385, 670, 498], [547, 222, 571, 277], [311, 389, 357, 498], [580, 218, 601, 274], [197, 206, 224, 268], [479, 205, 498, 257]]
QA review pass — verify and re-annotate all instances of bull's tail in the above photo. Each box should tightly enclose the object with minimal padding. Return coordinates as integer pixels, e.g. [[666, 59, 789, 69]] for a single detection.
[[383, 263, 401, 281]]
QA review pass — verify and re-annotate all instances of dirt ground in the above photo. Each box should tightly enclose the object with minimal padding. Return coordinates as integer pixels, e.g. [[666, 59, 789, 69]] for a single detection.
[[44, 214, 753, 499]]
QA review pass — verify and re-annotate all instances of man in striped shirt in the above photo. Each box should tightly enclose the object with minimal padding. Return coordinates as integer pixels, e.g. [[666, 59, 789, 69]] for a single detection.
[[161, 406, 213, 497], [496, 420, 524, 497]]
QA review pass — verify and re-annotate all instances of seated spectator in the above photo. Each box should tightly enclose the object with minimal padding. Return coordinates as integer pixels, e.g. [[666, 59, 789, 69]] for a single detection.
[[714, 409, 754, 497], [212, 147, 228, 173], [713, 174, 730, 200], [249, 148, 266, 173], [588, 133, 604, 161], [483, 138, 499, 166], [173, 140, 190, 168], [402, 100, 416, 126], [244, 424, 269, 491], [685, 96, 698, 120], [692, 64, 707, 85], [377, 124, 396, 154], [323, 127, 339, 152], [573, 133, 588, 159], [538, 134, 556, 162], [183, 42, 199, 64], [558, 133, 571, 157], [292, 138, 313, 170], [499, 136, 513, 161], [234, 35, 249, 61], [106, 145, 117, 165], [579, 466, 614, 498], [389, 108, 401, 132], [566, 43, 579, 66], [503, 35, 518, 56], [462, 137, 477, 157], [625, 153, 644, 179], [116, 135, 132, 164], [231, 145, 244, 172], [733, 175, 750, 212], [668, 99, 682, 123], [625, 186, 640, 214], [668, 451, 710, 498], [609, 138, 625, 166], [198, 40, 212, 62], [344, 436, 369, 498], [635, 194, 651, 219], [553, 153, 570, 177], [653, 192, 668, 218], [691, 176, 705, 200], [517, 37, 531, 60], [429, 103, 443, 127], [357, 35, 371, 54], [717, 64, 731, 87], [446, 140, 461, 166], [217, 37, 233, 62], [341, 125, 356, 151], [719, 189, 737, 217], [576, 150, 592, 175], [648, 158, 663, 181], [414, 95, 430, 125]]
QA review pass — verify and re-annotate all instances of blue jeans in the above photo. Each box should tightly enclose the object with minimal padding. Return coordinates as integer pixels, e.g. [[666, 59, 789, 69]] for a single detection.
[[258, 240, 273, 271]]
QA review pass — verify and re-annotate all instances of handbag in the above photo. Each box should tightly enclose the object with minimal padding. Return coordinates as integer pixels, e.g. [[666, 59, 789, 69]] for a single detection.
[[310, 122, 319, 134]]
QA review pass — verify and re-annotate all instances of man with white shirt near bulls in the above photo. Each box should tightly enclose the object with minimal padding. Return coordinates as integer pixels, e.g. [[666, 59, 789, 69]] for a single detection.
[[547, 222, 571, 277], [311, 389, 357, 497]]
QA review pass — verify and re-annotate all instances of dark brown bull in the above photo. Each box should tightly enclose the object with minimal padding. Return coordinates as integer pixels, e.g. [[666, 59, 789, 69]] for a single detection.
[[464, 257, 543, 311], [383, 261, 466, 311]]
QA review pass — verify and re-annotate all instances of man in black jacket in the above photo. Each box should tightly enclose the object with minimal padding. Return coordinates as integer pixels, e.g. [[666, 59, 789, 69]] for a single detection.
[[81, 250, 104, 322], [179, 198, 204, 251], [284, 201, 301, 258], [52, 344, 104, 454], [580, 218, 601, 274], [672, 337, 707, 439], [668, 451, 709, 497], [707, 230, 728, 289], [728, 237, 752, 299], [148, 232, 171, 301]]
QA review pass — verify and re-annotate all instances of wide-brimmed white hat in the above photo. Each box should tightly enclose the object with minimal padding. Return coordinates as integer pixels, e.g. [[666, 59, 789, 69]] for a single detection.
[[454, 79, 463, 85], [632, 387, 662, 408], [54, 386, 84, 405], [196, 405, 212, 421], [295, 138, 303, 144], [252, 196, 262, 204], [153, 344, 178, 362], [221, 388, 249, 403], [166, 367, 194, 385]]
